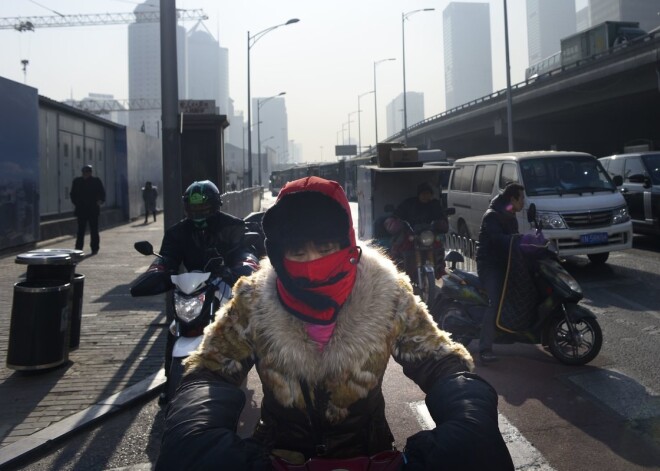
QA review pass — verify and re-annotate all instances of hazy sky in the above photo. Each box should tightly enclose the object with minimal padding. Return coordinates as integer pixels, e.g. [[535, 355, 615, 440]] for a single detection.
[[0, 0, 583, 162]]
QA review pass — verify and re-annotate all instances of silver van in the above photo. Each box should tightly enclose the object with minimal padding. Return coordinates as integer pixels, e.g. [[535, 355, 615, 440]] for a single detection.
[[446, 151, 632, 264], [599, 151, 660, 235]]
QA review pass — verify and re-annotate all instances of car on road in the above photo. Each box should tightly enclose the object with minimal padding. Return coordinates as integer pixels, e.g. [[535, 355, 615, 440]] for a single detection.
[[599, 151, 660, 235]]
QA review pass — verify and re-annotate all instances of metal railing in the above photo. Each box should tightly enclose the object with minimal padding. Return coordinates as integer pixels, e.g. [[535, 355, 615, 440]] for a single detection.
[[444, 233, 477, 273]]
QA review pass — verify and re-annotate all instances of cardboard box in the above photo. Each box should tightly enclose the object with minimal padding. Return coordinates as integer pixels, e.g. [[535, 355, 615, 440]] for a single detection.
[[376, 142, 404, 167], [390, 147, 420, 167]]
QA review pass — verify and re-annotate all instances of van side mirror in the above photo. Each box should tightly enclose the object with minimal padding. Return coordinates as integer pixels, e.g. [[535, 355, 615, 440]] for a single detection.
[[628, 174, 652, 188], [612, 175, 623, 187], [527, 203, 537, 224]]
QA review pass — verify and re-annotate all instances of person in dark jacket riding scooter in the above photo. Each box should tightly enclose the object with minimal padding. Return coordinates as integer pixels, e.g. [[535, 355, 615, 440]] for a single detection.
[[131, 180, 258, 403], [155, 176, 513, 470], [475, 182, 525, 364]]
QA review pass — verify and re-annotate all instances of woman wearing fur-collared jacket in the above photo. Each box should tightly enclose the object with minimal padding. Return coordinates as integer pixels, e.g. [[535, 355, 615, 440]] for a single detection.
[[156, 177, 513, 471]]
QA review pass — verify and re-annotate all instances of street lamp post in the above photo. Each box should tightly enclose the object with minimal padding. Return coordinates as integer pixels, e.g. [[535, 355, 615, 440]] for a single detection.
[[357, 91, 374, 155], [373, 58, 396, 145], [257, 92, 286, 186], [503, 0, 514, 151], [258, 135, 274, 184], [247, 18, 299, 186], [402, 8, 434, 146], [347, 111, 358, 155]]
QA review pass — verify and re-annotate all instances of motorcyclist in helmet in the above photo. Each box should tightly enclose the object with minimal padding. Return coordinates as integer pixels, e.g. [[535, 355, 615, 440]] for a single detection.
[[131, 180, 259, 403], [384, 182, 449, 278]]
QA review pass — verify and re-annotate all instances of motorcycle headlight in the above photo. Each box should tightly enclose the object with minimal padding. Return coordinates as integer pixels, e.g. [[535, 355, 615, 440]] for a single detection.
[[420, 230, 435, 246], [174, 292, 206, 323], [538, 211, 567, 230], [555, 270, 582, 295], [612, 206, 630, 224]]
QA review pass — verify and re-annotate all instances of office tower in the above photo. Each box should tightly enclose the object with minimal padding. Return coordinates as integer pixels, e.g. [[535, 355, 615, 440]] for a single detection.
[[252, 96, 288, 169], [577, 4, 591, 31], [187, 26, 229, 115], [386, 92, 425, 138], [443, 2, 493, 110], [589, 0, 660, 33], [128, 0, 186, 137], [526, 0, 576, 66]]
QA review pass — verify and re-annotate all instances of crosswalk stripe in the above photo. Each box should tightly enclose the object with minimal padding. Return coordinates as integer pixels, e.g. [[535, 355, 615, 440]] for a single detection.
[[410, 401, 555, 470]]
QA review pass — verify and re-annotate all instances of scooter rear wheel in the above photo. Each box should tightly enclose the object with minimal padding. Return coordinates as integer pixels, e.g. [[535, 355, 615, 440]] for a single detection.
[[547, 315, 602, 365]]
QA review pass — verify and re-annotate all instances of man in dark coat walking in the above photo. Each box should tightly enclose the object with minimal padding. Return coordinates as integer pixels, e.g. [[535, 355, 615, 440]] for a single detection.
[[70, 164, 105, 255]]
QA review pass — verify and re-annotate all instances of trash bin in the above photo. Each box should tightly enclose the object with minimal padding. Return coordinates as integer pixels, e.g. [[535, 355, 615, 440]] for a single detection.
[[8, 249, 86, 370], [6, 280, 72, 370], [15, 249, 86, 351]]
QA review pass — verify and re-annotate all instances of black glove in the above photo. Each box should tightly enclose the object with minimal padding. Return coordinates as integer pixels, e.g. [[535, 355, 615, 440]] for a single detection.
[[404, 373, 513, 471], [156, 370, 271, 471]]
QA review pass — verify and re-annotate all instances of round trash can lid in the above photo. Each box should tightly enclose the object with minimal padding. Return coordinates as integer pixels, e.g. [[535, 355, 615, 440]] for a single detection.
[[15, 251, 73, 265], [32, 248, 85, 262]]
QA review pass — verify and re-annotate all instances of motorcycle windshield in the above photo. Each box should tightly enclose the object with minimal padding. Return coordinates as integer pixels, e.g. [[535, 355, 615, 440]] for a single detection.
[[171, 272, 210, 295]]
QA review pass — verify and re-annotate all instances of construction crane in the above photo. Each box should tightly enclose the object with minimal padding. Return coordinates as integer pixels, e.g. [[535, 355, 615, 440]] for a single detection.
[[0, 10, 208, 31], [67, 98, 162, 115], [1, 8, 208, 110]]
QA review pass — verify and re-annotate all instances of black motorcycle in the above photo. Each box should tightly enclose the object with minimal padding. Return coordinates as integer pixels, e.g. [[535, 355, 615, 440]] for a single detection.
[[435, 204, 603, 365]]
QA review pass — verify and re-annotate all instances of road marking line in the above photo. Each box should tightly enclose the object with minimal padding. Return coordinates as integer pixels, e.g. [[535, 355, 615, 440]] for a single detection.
[[410, 401, 555, 470], [562, 368, 660, 421]]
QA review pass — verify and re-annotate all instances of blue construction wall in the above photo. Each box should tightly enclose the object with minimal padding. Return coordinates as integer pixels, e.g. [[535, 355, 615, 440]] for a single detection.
[[0, 77, 40, 251]]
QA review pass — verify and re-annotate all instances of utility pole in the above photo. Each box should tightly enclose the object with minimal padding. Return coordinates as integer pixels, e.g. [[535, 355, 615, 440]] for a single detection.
[[160, 0, 182, 228]]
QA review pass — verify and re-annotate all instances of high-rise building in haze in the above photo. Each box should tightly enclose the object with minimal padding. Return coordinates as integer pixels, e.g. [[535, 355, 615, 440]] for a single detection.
[[577, 4, 591, 31], [526, 0, 576, 67], [386, 92, 424, 138], [128, 0, 186, 137], [589, 0, 660, 33], [252, 97, 288, 176], [443, 2, 493, 110], [187, 24, 229, 115]]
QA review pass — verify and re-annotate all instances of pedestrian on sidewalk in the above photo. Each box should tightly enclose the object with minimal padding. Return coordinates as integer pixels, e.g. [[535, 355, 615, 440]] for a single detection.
[[142, 181, 158, 224], [70, 164, 105, 255]]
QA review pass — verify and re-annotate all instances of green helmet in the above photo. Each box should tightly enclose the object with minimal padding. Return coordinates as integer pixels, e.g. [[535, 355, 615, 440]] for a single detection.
[[182, 180, 222, 226]]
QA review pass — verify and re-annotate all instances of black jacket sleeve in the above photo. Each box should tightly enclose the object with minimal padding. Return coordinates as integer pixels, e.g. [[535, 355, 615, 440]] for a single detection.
[[155, 370, 271, 471], [404, 373, 514, 470]]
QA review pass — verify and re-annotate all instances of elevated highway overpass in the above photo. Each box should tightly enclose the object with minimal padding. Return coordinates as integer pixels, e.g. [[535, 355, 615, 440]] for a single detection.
[[387, 30, 660, 159]]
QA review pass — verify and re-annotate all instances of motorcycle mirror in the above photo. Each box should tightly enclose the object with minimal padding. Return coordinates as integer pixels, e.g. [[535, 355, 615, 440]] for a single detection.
[[527, 203, 537, 224], [134, 241, 154, 256]]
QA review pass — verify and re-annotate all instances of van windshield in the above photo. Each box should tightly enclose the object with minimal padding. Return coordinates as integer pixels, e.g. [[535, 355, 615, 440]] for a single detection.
[[519, 156, 616, 196], [642, 154, 660, 185]]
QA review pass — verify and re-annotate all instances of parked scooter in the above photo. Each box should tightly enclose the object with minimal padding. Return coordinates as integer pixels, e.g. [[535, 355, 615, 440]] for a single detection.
[[132, 241, 234, 400], [435, 203, 602, 365]]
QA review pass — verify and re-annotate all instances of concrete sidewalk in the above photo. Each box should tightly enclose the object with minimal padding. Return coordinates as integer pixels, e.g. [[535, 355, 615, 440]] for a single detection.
[[0, 219, 169, 469]]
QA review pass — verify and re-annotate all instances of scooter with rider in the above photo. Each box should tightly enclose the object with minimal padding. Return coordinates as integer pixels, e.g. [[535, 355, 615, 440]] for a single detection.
[[435, 183, 602, 366]]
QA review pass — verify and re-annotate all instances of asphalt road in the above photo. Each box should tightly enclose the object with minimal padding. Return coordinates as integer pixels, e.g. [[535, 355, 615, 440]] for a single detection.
[[8, 227, 660, 471]]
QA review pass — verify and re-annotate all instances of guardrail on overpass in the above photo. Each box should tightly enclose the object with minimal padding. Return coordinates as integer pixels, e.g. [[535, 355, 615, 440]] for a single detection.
[[384, 29, 660, 147]]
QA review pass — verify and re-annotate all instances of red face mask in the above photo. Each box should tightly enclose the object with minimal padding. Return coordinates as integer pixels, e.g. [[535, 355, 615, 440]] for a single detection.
[[277, 246, 360, 324]]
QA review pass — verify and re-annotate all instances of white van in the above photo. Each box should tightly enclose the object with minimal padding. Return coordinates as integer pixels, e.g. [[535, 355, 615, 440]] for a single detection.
[[446, 151, 632, 264]]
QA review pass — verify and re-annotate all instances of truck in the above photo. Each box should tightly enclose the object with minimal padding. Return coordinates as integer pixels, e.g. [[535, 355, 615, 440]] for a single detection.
[[560, 21, 646, 66]]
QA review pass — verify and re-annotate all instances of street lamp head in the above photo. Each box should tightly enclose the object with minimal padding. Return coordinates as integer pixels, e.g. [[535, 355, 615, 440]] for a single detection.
[[285, 18, 300, 25]]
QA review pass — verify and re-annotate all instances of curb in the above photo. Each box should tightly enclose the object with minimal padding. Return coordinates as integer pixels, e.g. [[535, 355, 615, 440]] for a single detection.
[[0, 370, 166, 470]]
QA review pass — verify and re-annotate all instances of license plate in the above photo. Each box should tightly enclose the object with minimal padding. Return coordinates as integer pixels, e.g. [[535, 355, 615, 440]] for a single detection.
[[580, 232, 608, 245]]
